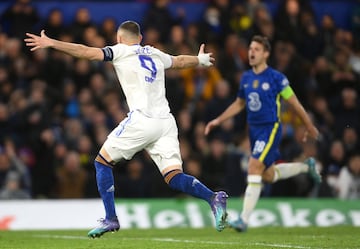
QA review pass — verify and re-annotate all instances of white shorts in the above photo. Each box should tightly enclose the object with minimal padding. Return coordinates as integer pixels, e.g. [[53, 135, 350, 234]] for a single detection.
[[103, 110, 182, 172]]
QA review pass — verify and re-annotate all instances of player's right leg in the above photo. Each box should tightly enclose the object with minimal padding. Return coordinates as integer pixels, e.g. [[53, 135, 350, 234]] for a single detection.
[[147, 115, 228, 231], [228, 158, 264, 232], [163, 168, 228, 231], [88, 151, 120, 238]]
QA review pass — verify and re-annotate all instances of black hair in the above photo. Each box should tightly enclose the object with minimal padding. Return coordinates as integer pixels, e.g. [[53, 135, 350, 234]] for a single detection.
[[252, 35, 271, 52], [119, 20, 141, 36]]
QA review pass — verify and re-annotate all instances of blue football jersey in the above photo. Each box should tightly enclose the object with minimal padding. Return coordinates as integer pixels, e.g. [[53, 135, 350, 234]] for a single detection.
[[237, 67, 289, 125]]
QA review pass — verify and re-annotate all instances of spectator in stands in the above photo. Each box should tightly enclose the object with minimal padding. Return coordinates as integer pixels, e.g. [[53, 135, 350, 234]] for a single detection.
[[141, 27, 162, 48], [99, 17, 117, 45], [274, 0, 305, 48], [322, 140, 346, 176], [0, 139, 30, 186], [180, 63, 222, 112], [254, 9, 275, 47], [42, 8, 66, 40], [0, 171, 31, 199], [0, 103, 12, 142], [228, 3, 253, 42], [70, 59, 93, 90], [53, 142, 67, 169], [216, 34, 247, 94], [204, 79, 233, 123], [30, 128, 57, 198], [55, 150, 88, 198], [185, 22, 201, 54], [0, 0, 39, 38], [184, 154, 204, 182], [82, 25, 103, 48], [310, 96, 334, 135], [116, 158, 152, 198], [77, 134, 96, 172], [69, 7, 94, 43], [177, 108, 194, 142], [342, 127, 359, 158], [337, 153, 360, 199], [317, 163, 340, 197], [63, 118, 84, 149], [272, 40, 309, 105], [225, 133, 249, 197], [349, 44, 360, 75], [331, 88, 360, 138], [101, 89, 127, 127], [63, 79, 80, 118], [165, 25, 188, 55], [197, 5, 223, 46], [313, 56, 335, 99], [202, 135, 227, 191], [319, 14, 337, 59], [142, 0, 184, 44], [208, 0, 233, 45], [298, 10, 323, 62], [330, 48, 359, 94], [193, 121, 210, 156]]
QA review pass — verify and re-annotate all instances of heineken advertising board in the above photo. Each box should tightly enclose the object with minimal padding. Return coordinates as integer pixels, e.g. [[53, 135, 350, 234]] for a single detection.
[[115, 198, 359, 229], [0, 198, 358, 230]]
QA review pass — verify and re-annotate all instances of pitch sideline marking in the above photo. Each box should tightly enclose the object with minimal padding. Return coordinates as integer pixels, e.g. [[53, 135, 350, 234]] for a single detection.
[[33, 234, 318, 248], [34, 234, 90, 240], [151, 238, 313, 248], [251, 242, 311, 249]]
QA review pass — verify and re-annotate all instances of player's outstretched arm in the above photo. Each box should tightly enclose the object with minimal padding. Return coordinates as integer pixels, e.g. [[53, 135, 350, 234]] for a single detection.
[[286, 94, 319, 142], [171, 43, 215, 69], [25, 30, 104, 61], [204, 97, 245, 135]]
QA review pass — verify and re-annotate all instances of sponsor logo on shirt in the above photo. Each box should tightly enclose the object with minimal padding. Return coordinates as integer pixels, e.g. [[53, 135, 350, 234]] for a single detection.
[[262, 82, 270, 90]]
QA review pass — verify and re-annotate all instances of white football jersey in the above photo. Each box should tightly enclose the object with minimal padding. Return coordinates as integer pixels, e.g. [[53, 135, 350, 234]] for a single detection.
[[104, 44, 173, 118]]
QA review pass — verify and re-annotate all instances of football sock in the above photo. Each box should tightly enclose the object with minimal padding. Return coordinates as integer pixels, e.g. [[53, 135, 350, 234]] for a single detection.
[[241, 175, 262, 224], [94, 161, 117, 220], [166, 171, 214, 203], [272, 162, 308, 183]]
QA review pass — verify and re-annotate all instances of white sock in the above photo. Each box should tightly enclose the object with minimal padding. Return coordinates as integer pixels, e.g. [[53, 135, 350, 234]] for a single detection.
[[241, 175, 262, 224], [272, 162, 308, 183]]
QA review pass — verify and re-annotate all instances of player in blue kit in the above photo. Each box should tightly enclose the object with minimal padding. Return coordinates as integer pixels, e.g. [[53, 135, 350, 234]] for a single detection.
[[25, 21, 228, 237], [205, 35, 321, 232]]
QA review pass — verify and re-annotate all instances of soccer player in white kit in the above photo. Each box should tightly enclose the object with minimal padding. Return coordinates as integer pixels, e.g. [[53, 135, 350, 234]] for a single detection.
[[25, 20, 228, 238]]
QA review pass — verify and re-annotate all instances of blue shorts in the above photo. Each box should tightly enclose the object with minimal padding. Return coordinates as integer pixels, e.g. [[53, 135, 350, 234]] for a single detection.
[[249, 122, 282, 167]]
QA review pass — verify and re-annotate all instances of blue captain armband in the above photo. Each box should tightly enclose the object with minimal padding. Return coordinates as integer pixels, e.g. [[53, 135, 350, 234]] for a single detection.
[[280, 85, 294, 100], [102, 47, 113, 61]]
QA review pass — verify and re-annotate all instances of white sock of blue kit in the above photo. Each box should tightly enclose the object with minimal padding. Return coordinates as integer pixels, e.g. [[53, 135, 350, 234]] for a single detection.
[[241, 175, 262, 224]]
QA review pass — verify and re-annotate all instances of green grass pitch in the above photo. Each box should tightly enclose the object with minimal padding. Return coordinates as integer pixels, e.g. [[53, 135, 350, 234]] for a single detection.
[[0, 226, 359, 249]]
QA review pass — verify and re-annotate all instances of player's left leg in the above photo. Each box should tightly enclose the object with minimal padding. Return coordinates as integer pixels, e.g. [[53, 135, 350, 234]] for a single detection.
[[263, 158, 321, 184], [163, 168, 228, 232], [88, 151, 120, 238]]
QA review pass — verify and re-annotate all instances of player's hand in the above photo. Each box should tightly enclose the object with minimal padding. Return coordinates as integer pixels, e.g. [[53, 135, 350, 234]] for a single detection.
[[204, 119, 220, 136], [24, 30, 52, 51], [197, 44, 214, 67], [302, 125, 320, 143]]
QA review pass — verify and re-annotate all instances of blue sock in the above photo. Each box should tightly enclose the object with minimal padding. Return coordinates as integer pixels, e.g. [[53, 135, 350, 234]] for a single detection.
[[94, 161, 117, 220], [167, 172, 214, 203]]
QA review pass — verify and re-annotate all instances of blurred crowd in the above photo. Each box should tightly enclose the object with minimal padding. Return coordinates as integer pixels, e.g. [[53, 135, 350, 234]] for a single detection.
[[0, 0, 359, 200]]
